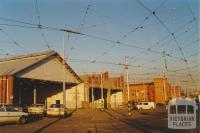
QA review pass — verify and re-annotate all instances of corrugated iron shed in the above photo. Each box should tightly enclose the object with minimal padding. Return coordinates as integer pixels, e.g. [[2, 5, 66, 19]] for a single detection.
[[0, 50, 82, 84]]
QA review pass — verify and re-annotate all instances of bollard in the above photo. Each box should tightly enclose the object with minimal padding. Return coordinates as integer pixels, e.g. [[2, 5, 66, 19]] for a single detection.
[[128, 101, 131, 116], [101, 99, 104, 111]]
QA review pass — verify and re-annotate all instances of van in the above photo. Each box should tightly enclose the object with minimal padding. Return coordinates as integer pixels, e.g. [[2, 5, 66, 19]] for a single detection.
[[136, 102, 155, 110]]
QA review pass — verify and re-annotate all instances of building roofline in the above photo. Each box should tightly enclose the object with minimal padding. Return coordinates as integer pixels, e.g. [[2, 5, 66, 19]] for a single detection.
[[129, 82, 154, 86], [0, 50, 82, 83], [0, 50, 55, 62]]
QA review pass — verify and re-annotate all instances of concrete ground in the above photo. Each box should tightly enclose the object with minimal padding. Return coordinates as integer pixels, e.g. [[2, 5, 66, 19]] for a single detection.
[[0, 109, 199, 133]]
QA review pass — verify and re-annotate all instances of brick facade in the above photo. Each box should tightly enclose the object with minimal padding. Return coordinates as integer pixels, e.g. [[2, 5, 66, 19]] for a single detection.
[[125, 78, 181, 104]]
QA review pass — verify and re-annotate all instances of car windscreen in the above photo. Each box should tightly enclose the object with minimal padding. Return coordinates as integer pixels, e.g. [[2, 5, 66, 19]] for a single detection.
[[5, 105, 18, 112]]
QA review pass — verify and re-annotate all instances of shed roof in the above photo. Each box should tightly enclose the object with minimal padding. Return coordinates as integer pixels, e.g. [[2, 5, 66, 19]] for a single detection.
[[0, 50, 82, 83]]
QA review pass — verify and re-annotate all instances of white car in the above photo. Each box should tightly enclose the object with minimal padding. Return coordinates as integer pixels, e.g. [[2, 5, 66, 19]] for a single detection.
[[47, 104, 67, 117], [28, 104, 45, 115], [136, 102, 155, 110], [0, 104, 28, 124]]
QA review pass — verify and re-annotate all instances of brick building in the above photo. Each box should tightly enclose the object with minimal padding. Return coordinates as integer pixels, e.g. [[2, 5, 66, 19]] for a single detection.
[[124, 78, 181, 104]]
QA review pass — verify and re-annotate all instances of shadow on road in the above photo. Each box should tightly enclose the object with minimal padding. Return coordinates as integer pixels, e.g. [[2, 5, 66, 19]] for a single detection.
[[34, 110, 76, 133], [105, 110, 152, 133]]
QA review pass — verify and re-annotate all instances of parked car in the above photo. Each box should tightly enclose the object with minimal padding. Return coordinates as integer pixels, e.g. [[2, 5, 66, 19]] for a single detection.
[[0, 104, 28, 124], [136, 102, 155, 110], [28, 104, 46, 116], [47, 104, 67, 117]]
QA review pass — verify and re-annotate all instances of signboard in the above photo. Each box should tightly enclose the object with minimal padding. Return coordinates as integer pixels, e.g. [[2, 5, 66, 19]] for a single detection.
[[198, 95, 200, 102], [168, 98, 197, 129]]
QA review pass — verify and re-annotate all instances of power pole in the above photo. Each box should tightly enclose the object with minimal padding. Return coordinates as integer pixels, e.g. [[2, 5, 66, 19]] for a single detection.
[[125, 57, 131, 116], [163, 51, 167, 103], [91, 74, 94, 109], [173, 84, 176, 98], [63, 37, 66, 106], [101, 73, 104, 111], [163, 70, 167, 102]]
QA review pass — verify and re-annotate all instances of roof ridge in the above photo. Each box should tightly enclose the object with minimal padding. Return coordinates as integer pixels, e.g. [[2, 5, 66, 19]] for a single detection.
[[0, 50, 56, 62]]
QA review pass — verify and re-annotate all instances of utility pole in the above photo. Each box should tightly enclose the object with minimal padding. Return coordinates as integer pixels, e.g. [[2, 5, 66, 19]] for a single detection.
[[163, 51, 167, 103], [173, 84, 176, 98], [33, 88, 36, 105], [163, 70, 167, 102], [63, 37, 66, 106], [125, 57, 131, 116], [91, 74, 94, 109], [101, 73, 104, 111]]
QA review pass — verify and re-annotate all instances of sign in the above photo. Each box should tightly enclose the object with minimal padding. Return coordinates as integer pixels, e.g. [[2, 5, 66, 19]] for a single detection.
[[198, 95, 200, 102], [168, 98, 197, 129]]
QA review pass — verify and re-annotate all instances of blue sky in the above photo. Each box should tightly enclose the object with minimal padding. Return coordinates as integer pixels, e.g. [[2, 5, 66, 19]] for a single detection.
[[0, 0, 199, 91]]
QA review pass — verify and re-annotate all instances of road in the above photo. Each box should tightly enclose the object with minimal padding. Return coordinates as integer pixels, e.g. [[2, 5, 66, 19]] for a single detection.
[[0, 109, 199, 133]]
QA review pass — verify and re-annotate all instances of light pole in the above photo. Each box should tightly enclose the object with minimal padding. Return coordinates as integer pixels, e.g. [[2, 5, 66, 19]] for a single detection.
[[101, 73, 104, 111], [62, 37, 66, 106], [125, 57, 131, 116], [91, 74, 94, 109], [163, 70, 167, 103]]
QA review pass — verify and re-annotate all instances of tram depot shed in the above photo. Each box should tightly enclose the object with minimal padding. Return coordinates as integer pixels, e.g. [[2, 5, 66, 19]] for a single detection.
[[0, 50, 82, 107]]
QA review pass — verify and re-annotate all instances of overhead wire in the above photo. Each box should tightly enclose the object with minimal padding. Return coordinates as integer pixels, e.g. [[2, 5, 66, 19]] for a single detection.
[[0, 28, 29, 54], [135, 0, 197, 87], [70, 0, 92, 55], [34, 0, 51, 50], [129, 17, 198, 62], [0, 48, 11, 56], [185, 0, 199, 45], [68, 58, 162, 71], [90, 0, 167, 62]]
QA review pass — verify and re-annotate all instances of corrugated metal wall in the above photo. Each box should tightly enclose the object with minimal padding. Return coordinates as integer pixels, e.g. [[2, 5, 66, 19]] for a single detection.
[[0, 75, 14, 104]]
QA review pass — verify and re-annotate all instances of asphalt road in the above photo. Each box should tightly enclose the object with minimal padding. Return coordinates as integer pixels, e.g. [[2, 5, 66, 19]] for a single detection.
[[0, 109, 199, 133]]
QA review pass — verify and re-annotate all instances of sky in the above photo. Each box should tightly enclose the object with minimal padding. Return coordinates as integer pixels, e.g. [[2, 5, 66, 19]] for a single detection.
[[0, 0, 199, 92]]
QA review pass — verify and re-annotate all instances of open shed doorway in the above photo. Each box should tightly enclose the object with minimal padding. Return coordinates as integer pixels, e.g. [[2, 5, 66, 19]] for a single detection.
[[13, 77, 74, 107]]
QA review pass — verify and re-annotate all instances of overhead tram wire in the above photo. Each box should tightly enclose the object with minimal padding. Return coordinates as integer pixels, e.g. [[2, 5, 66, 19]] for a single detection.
[[0, 48, 11, 57], [134, 27, 197, 64], [68, 58, 162, 71], [0, 28, 29, 54], [129, 16, 197, 62], [0, 23, 38, 29], [91, 0, 167, 62], [70, 1, 92, 56], [0, 17, 192, 63], [0, 17, 83, 35], [34, 0, 51, 50], [140, 39, 199, 69], [185, 0, 199, 46], [135, 0, 197, 87]]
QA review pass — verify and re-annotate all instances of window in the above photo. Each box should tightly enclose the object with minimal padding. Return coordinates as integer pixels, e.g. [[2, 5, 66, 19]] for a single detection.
[[187, 105, 194, 114], [143, 103, 148, 105], [170, 105, 176, 114], [177, 105, 186, 114]]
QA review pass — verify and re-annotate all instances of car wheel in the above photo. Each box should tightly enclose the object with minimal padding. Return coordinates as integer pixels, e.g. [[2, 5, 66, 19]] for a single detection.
[[18, 116, 27, 124], [150, 107, 154, 111], [139, 108, 142, 111]]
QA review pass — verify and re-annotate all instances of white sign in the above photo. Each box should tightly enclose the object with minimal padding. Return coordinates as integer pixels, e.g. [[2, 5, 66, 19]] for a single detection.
[[168, 98, 197, 129], [198, 95, 200, 102]]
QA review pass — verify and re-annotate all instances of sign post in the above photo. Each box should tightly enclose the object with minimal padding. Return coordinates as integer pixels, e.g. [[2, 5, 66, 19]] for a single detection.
[[198, 95, 200, 122]]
